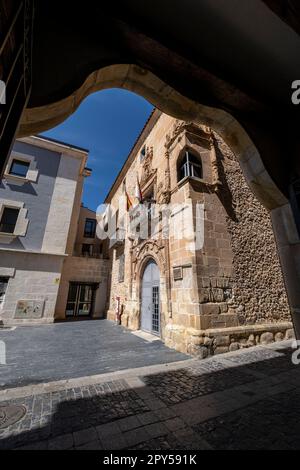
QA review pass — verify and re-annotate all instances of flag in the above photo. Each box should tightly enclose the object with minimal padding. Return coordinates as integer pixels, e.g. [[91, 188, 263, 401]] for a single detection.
[[125, 189, 133, 211], [135, 175, 143, 203]]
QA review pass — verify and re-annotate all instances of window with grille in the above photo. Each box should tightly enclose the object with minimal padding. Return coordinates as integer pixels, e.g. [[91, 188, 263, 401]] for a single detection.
[[152, 286, 160, 333]]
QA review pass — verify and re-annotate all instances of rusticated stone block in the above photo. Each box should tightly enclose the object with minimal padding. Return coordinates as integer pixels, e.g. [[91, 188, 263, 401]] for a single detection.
[[285, 329, 295, 340], [274, 332, 284, 342], [260, 332, 274, 344], [214, 346, 229, 355], [199, 289, 210, 303], [192, 345, 209, 359], [229, 342, 240, 352], [220, 302, 228, 313], [213, 335, 230, 347], [203, 336, 213, 347], [200, 303, 220, 315], [199, 314, 221, 329], [247, 333, 255, 346]]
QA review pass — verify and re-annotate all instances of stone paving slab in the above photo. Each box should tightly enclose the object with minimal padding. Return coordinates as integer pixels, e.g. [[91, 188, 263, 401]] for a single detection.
[[0, 340, 300, 450], [0, 320, 189, 390]]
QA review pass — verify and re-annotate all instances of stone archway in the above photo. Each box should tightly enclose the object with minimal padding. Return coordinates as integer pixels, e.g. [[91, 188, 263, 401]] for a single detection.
[[140, 259, 160, 335], [18, 63, 300, 338], [19, 64, 286, 212], [130, 240, 171, 339]]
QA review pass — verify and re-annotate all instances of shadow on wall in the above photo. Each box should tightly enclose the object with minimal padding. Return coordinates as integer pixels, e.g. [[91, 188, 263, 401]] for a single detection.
[[0, 346, 299, 450], [0, 181, 38, 196], [212, 133, 238, 223]]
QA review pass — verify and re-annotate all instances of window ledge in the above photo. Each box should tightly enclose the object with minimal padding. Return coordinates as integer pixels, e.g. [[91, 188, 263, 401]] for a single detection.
[[0, 233, 17, 244], [177, 176, 206, 189], [3, 173, 29, 185]]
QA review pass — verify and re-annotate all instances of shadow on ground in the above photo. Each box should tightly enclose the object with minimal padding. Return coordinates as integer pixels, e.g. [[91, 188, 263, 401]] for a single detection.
[[0, 345, 300, 450]]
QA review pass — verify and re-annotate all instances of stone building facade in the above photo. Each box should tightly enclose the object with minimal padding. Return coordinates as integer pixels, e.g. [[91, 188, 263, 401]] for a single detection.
[[0, 136, 108, 325], [105, 110, 293, 357]]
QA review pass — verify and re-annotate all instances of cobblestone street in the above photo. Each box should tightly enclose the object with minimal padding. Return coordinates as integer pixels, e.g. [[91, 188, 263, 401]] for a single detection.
[[0, 336, 300, 450]]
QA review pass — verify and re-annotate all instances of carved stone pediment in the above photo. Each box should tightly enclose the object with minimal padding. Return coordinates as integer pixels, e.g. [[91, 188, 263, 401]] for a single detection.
[[165, 120, 211, 151]]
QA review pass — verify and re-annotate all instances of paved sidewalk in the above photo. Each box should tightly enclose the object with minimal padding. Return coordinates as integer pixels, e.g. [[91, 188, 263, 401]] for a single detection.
[[1, 340, 300, 450]]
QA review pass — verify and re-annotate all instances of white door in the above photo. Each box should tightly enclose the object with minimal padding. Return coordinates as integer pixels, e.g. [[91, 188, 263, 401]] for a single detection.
[[141, 260, 160, 335]]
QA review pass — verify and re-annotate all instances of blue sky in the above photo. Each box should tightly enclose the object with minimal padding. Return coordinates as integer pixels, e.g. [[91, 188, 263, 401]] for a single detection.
[[42, 89, 153, 210]]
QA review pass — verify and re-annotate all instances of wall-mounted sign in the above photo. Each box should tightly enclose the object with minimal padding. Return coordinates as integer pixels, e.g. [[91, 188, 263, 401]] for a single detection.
[[14, 300, 45, 319], [173, 266, 183, 281]]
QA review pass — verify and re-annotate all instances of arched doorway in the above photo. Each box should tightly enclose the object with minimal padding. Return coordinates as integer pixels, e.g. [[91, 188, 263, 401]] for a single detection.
[[141, 260, 160, 336]]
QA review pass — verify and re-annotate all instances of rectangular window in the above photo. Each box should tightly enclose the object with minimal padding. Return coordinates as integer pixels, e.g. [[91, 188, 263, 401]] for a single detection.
[[0, 207, 19, 233], [9, 159, 30, 178], [84, 218, 96, 238], [0, 277, 8, 308]]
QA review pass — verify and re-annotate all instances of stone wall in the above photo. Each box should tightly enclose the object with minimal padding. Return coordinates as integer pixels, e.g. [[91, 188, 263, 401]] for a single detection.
[[212, 131, 290, 324], [166, 323, 294, 358]]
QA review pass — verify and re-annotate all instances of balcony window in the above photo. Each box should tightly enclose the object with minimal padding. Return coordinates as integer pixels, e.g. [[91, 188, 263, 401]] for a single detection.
[[178, 150, 202, 182]]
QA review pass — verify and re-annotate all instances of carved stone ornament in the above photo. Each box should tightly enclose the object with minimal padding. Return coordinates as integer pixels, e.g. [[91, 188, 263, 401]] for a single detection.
[[141, 146, 156, 185], [156, 149, 171, 204], [165, 120, 211, 151], [131, 239, 167, 280]]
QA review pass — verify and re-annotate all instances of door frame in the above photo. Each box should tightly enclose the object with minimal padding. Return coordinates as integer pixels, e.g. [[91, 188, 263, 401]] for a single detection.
[[65, 281, 98, 319], [140, 259, 161, 336]]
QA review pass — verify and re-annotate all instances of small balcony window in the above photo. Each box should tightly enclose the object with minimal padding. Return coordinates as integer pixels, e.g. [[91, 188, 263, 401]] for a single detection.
[[178, 150, 202, 182], [0, 207, 19, 234], [84, 218, 96, 238], [9, 159, 30, 178]]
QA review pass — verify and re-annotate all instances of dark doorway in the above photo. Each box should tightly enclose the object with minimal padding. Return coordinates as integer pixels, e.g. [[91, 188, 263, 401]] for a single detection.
[[65, 282, 97, 318]]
